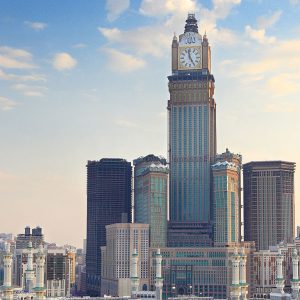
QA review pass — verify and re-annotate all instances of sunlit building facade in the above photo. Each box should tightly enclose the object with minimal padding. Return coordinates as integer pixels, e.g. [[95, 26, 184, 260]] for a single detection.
[[134, 154, 168, 248]]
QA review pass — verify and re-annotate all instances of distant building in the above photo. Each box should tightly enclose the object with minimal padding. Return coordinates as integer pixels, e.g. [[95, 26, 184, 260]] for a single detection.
[[86, 158, 132, 296], [134, 154, 168, 248], [243, 161, 296, 250], [15, 226, 44, 249], [46, 248, 68, 297]]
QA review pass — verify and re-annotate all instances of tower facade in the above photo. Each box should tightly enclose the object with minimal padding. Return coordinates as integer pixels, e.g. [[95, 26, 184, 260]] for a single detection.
[[212, 161, 240, 245], [134, 154, 168, 248], [243, 161, 295, 250], [100, 223, 149, 297], [168, 14, 216, 247], [86, 158, 132, 296]]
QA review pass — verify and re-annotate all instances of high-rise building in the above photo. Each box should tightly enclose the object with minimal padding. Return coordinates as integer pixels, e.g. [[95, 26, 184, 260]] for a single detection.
[[133, 154, 168, 248], [86, 158, 132, 296], [212, 161, 240, 245], [168, 13, 216, 247], [212, 149, 242, 245], [16, 226, 44, 249], [46, 248, 68, 297], [243, 161, 296, 250], [101, 223, 150, 297]]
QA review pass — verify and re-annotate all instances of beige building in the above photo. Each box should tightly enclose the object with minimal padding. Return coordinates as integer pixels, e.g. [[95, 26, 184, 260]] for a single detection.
[[253, 243, 300, 298], [101, 223, 150, 297]]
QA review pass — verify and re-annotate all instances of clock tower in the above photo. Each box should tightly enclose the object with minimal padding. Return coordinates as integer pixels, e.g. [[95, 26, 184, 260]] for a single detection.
[[168, 13, 216, 247]]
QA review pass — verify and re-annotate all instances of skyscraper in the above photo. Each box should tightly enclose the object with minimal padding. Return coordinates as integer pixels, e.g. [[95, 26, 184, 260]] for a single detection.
[[212, 149, 242, 245], [212, 161, 240, 245], [86, 158, 132, 296], [133, 154, 168, 248], [243, 161, 296, 250], [168, 13, 216, 247]]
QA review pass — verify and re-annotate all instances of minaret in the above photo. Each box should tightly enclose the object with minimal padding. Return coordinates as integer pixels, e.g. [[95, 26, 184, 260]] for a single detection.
[[130, 249, 139, 295], [25, 241, 35, 293], [34, 245, 46, 300], [1, 243, 14, 300], [230, 247, 241, 300], [239, 247, 248, 300], [291, 248, 300, 299], [155, 249, 163, 300], [276, 249, 285, 294]]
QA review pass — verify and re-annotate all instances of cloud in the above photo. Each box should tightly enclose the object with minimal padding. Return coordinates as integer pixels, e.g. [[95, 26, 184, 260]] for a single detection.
[[24, 21, 47, 31], [290, 0, 299, 5], [11, 83, 47, 97], [106, 0, 130, 21], [103, 48, 146, 72], [266, 74, 299, 96], [264, 102, 297, 113], [99, 26, 170, 58], [245, 25, 276, 44], [0, 46, 32, 59], [72, 43, 87, 49], [0, 69, 46, 82], [0, 96, 17, 111], [0, 55, 36, 69], [210, 0, 241, 20], [139, 0, 196, 16], [99, 0, 241, 66], [52, 52, 77, 70], [0, 46, 36, 69], [114, 119, 137, 128], [224, 39, 300, 97], [257, 10, 282, 29]]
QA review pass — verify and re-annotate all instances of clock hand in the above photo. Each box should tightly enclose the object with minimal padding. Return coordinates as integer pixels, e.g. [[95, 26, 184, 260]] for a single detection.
[[187, 49, 195, 66]]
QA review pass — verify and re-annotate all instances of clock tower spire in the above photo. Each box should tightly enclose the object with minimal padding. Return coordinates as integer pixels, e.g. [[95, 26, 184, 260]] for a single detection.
[[168, 14, 216, 247], [171, 13, 211, 74]]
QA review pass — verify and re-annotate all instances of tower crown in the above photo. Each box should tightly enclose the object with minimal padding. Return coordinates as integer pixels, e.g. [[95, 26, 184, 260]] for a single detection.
[[184, 13, 198, 33]]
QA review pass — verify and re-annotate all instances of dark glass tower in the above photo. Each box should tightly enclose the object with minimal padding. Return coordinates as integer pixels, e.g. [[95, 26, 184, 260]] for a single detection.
[[168, 14, 216, 247], [86, 158, 132, 296], [243, 161, 295, 250]]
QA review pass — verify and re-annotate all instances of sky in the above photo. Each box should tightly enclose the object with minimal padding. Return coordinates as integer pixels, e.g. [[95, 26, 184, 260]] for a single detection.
[[0, 0, 300, 248]]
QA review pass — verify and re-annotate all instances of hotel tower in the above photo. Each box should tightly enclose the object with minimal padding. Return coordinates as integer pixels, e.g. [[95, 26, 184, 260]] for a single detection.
[[168, 14, 216, 247]]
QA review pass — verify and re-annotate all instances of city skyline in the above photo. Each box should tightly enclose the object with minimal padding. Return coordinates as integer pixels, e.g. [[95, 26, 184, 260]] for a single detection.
[[0, 0, 300, 247]]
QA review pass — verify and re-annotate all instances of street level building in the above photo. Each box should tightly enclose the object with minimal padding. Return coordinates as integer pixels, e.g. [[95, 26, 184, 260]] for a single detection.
[[101, 223, 149, 297], [86, 159, 132, 296], [253, 243, 300, 299], [149, 242, 255, 299], [133, 154, 168, 248], [168, 13, 216, 247], [243, 161, 296, 250]]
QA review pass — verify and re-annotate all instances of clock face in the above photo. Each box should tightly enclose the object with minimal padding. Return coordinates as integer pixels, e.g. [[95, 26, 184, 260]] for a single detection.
[[180, 47, 201, 69]]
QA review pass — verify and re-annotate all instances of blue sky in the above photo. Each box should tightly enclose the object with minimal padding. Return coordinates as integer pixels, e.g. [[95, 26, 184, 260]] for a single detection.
[[0, 0, 300, 247]]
